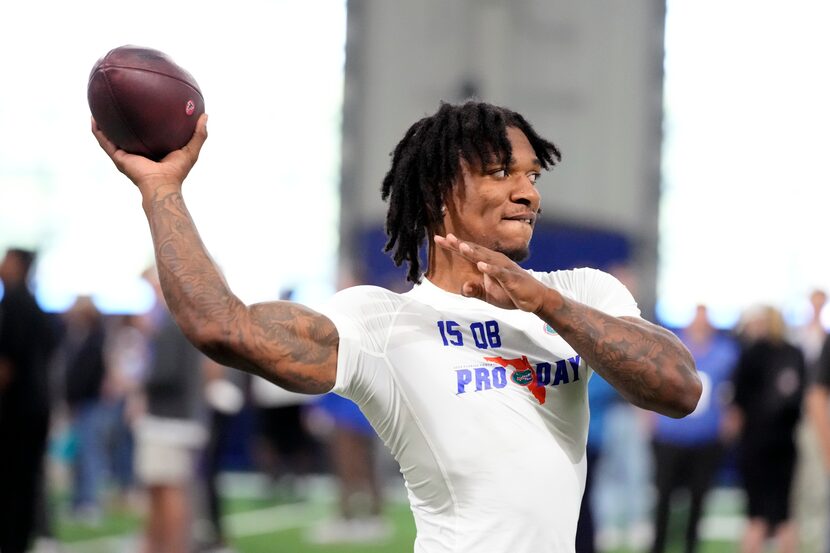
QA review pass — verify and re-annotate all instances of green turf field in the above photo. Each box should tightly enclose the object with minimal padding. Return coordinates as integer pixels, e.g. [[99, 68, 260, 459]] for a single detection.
[[52, 477, 745, 553], [55, 493, 417, 553]]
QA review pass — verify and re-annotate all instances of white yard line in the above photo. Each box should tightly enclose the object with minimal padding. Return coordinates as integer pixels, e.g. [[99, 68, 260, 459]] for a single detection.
[[226, 501, 326, 537], [61, 500, 328, 553]]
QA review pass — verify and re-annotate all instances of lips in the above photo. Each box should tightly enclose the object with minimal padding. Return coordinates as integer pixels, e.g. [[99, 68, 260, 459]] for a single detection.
[[502, 212, 536, 225]]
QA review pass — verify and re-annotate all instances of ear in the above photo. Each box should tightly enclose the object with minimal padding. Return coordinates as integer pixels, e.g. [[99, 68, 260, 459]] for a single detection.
[[438, 193, 458, 236]]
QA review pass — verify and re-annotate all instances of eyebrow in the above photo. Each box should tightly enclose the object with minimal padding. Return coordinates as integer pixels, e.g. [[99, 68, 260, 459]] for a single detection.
[[483, 156, 542, 170], [507, 157, 542, 168]]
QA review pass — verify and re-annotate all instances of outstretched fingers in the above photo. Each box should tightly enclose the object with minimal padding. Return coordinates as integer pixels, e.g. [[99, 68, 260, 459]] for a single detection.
[[434, 231, 513, 285], [434, 233, 506, 266], [439, 233, 551, 313], [434, 233, 532, 309], [474, 259, 504, 278]]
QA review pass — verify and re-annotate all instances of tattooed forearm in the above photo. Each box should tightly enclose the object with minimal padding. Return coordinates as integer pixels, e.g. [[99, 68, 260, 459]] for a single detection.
[[142, 188, 338, 393], [541, 294, 700, 417], [146, 190, 237, 335]]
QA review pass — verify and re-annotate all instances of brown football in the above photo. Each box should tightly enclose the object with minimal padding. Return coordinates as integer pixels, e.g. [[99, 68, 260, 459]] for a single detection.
[[88, 45, 204, 160]]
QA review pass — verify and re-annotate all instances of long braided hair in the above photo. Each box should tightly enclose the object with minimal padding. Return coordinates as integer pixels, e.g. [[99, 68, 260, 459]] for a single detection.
[[381, 100, 561, 283]]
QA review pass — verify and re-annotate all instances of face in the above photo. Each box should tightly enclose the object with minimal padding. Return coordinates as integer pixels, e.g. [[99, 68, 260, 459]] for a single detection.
[[442, 127, 542, 261], [811, 290, 827, 311], [0, 252, 23, 286]]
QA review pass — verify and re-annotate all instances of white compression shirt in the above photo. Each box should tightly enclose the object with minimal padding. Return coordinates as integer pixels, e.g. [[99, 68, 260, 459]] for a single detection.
[[320, 267, 640, 553]]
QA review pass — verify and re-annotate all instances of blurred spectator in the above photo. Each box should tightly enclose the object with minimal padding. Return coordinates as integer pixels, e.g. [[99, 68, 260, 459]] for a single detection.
[[61, 295, 110, 523], [0, 248, 59, 553], [135, 267, 209, 553], [305, 267, 390, 545], [791, 289, 829, 552], [726, 305, 805, 553], [248, 287, 324, 496], [807, 330, 830, 553], [648, 305, 739, 553], [576, 373, 624, 553], [104, 313, 151, 510], [195, 359, 245, 553], [793, 290, 828, 377], [250, 375, 322, 495], [590, 402, 653, 550], [587, 262, 652, 551], [306, 393, 390, 544]]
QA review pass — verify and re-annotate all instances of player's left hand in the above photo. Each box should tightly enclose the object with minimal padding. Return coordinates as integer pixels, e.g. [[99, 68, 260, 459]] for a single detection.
[[434, 233, 559, 314]]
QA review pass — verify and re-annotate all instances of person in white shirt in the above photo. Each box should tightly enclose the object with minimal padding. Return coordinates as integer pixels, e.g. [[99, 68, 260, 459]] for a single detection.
[[92, 100, 701, 553]]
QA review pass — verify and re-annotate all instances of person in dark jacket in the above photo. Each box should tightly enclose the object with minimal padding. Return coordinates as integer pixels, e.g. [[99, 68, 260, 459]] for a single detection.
[[0, 248, 58, 553], [727, 305, 805, 553]]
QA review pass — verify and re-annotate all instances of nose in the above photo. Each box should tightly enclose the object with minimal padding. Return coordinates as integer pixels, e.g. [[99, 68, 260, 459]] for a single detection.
[[511, 174, 541, 211]]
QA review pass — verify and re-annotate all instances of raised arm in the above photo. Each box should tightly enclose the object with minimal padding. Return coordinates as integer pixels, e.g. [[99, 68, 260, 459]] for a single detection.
[[91, 115, 338, 394], [435, 233, 701, 418], [535, 301, 698, 418]]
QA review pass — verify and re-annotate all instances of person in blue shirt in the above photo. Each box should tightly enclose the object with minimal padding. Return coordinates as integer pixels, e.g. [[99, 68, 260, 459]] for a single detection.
[[649, 305, 739, 553]]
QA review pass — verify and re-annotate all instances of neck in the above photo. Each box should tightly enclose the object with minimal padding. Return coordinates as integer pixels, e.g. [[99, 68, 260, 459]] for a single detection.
[[1, 278, 25, 292], [424, 242, 481, 295], [686, 325, 713, 345]]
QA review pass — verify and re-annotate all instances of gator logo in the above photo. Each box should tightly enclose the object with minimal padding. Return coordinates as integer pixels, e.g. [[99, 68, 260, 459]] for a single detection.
[[485, 355, 547, 404], [512, 369, 534, 386]]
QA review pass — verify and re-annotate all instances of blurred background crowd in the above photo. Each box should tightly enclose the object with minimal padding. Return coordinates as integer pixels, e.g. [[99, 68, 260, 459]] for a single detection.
[[3, 0, 830, 552], [4, 247, 830, 553], [1, 251, 395, 553]]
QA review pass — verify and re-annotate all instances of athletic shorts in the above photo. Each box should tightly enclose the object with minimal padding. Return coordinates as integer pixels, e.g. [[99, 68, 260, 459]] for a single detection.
[[134, 416, 206, 485]]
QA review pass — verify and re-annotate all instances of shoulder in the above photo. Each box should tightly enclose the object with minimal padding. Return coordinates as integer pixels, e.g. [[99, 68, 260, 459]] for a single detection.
[[321, 285, 413, 335], [320, 286, 416, 367], [529, 267, 640, 317], [529, 267, 620, 292], [326, 285, 411, 314]]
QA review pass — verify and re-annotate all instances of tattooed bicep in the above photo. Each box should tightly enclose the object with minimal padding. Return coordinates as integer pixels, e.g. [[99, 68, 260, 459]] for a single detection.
[[225, 301, 339, 394]]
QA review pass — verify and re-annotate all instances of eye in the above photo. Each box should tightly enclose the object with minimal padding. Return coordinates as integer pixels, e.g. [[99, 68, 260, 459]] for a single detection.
[[489, 167, 508, 179], [528, 172, 541, 184]]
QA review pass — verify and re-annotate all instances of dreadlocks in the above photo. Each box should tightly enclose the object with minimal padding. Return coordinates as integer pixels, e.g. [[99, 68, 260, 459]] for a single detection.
[[380, 100, 562, 283]]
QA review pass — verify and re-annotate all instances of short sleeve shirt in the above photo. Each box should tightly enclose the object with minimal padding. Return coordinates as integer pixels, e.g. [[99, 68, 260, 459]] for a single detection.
[[320, 267, 640, 553]]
